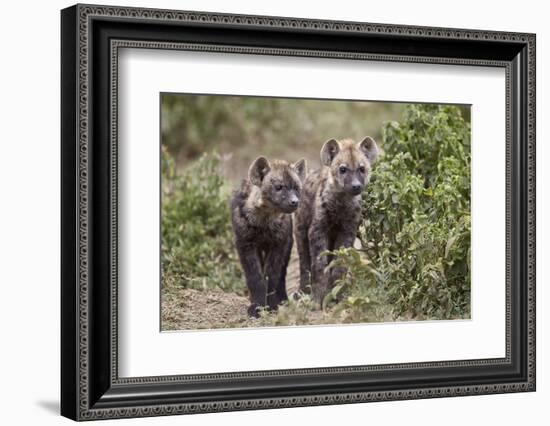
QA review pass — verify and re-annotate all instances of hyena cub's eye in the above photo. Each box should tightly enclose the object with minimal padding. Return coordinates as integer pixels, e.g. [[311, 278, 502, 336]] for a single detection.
[[339, 166, 347, 174], [358, 166, 366, 173], [275, 184, 283, 191]]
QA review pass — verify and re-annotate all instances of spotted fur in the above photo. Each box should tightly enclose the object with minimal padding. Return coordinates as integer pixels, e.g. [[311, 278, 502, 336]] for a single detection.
[[294, 137, 378, 304]]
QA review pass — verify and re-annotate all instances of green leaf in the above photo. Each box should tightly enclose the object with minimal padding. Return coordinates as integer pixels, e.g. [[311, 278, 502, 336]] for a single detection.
[[445, 235, 458, 259]]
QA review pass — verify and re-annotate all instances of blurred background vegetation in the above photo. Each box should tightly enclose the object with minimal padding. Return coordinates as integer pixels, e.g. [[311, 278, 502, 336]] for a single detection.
[[161, 94, 408, 181], [161, 94, 471, 329]]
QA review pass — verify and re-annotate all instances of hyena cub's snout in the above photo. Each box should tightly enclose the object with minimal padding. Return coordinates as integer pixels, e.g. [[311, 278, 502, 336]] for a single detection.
[[231, 155, 307, 317], [289, 193, 299, 208], [346, 169, 365, 195], [279, 188, 300, 213]]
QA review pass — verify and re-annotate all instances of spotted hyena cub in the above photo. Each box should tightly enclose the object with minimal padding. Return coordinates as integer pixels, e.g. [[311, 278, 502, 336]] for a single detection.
[[294, 137, 378, 304], [231, 156, 307, 317]]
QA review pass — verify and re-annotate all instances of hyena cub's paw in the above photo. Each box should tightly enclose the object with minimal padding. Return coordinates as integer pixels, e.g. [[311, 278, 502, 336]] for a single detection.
[[247, 303, 261, 318]]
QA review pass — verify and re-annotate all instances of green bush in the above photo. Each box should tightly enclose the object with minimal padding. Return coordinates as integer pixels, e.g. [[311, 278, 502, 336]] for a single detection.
[[330, 105, 471, 320], [321, 247, 392, 323], [161, 149, 244, 294]]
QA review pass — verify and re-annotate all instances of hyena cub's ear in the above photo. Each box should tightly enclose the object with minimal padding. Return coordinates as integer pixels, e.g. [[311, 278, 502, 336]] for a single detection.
[[292, 159, 307, 182], [248, 156, 271, 187], [320, 139, 340, 166], [358, 136, 379, 164]]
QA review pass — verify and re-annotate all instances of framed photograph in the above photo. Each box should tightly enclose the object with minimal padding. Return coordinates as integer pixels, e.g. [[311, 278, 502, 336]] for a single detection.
[[61, 4, 536, 421]]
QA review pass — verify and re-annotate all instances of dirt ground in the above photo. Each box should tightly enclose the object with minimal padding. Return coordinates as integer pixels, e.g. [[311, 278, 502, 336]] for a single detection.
[[161, 285, 340, 330], [162, 287, 250, 330], [160, 239, 394, 331], [161, 246, 339, 330]]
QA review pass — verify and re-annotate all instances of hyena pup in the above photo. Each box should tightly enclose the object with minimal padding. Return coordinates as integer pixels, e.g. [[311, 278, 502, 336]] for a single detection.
[[294, 137, 378, 304], [231, 156, 306, 317]]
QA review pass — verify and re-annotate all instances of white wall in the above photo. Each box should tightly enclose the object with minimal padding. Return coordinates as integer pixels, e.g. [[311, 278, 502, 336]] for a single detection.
[[0, 0, 546, 424]]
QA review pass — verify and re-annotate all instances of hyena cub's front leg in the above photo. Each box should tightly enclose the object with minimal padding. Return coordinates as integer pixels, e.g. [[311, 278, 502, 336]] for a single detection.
[[264, 238, 292, 310], [308, 223, 330, 304], [294, 224, 312, 295], [235, 245, 267, 317]]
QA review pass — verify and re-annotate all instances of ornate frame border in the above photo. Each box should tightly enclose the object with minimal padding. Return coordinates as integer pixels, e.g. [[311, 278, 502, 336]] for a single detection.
[[61, 3, 536, 421], [109, 40, 512, 385]]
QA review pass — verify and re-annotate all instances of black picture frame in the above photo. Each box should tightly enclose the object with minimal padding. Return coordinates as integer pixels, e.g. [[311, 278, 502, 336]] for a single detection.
[[61, 3, 536, 421]]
